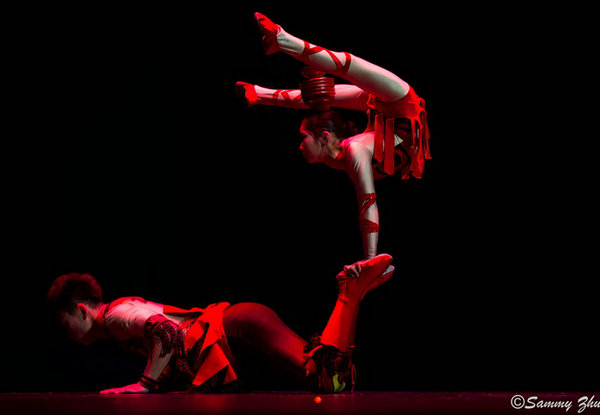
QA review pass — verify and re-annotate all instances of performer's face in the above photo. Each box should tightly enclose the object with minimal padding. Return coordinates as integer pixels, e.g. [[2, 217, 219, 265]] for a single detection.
[[58, 304, 94, 345], [299, 122, 323, 164]]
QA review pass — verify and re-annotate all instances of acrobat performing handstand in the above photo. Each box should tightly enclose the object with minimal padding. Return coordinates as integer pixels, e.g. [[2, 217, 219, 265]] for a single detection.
[[47, 254, 394, 394], [237, 13, 431, 260]]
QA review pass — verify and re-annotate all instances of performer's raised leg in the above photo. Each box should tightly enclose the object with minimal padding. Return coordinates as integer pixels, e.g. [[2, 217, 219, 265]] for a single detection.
[[306, 253, 394, 392], [320, 254, 394, 351], [223, 302, 307, 370], [236, 82, 369, 111], [255, 12, 410, 103], [223, 254, 394, 393]]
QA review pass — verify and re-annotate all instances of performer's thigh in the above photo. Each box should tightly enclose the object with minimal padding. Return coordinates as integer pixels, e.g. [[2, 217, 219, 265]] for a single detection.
[[223, 303, 308, 388], [333, 84, 370, 111], [347, 54, 409, 102], [223, 302, 306, 363]]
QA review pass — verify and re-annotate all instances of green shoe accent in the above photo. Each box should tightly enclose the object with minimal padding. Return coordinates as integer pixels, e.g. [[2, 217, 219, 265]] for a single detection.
[[332, 374, 346, 393]]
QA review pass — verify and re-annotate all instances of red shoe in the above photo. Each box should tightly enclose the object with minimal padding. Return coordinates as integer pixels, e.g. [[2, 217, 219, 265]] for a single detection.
[[254, 12, 281, 55], [361, 265, 394, 302], [337, 254, 394, 303], [235, 81, 258, 107]]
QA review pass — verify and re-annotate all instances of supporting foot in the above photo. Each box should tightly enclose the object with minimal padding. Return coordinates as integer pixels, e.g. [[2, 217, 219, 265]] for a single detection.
[[337, 254, 394, 303]]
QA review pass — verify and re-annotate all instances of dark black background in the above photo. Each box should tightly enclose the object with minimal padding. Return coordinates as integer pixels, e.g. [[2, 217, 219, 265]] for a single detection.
[[4, 3, 596, 393]]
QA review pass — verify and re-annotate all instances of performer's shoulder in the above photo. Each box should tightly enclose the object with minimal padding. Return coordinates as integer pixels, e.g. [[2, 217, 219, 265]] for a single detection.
[[343, 134, 374, 157]]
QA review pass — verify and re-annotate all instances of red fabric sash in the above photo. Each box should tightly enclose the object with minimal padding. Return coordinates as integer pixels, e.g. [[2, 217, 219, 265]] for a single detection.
[[368, 87, 431, 178], [163, 302, 237, 387], [300, 41, 351, 77]]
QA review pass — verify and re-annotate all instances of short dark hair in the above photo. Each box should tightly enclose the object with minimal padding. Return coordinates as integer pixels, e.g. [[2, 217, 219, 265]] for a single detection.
[[46, 273, 103, 315]]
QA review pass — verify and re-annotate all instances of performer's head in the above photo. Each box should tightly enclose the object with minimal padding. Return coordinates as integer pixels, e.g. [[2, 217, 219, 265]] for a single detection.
[[299, 111, 358, 164], [46, 273, 103, 344]]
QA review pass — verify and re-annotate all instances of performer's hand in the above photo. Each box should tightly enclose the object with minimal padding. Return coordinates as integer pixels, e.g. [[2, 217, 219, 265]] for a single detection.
[[342, 262, 362, 279], [100, 382, 149, 394]]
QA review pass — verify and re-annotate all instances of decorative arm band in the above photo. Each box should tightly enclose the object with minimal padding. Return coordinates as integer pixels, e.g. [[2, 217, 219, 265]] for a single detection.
[[359, 217, 379, 233], [358, 193, 379, 233], [144, 315, 180, 357], [139, 375, 160, 392], [358, 193, 377, 215]]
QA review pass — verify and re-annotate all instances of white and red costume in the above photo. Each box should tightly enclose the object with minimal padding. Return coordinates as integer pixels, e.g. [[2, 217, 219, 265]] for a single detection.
[[238, 13, 431, 259], [90, 254, 395, 393]]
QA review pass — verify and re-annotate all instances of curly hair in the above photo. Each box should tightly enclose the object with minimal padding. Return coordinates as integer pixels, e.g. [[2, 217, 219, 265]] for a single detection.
[[46, 273, 103, 315]]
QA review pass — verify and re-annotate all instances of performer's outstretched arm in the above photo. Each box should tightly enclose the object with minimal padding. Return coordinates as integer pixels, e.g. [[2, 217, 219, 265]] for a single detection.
[[345, 140, 379, 259], [100, 335, 173, 394], [100, 308, 177, 394]]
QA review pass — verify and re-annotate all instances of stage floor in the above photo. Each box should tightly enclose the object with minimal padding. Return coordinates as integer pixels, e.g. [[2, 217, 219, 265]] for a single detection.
[[1, 392, 597, 414]]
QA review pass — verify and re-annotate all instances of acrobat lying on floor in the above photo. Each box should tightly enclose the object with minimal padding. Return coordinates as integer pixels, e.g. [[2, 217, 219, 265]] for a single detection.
[[47, 255, 394, 394]]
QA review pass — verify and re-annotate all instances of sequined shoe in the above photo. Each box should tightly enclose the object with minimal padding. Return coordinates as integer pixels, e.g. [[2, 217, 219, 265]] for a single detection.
[[303, 334, 356, 393]]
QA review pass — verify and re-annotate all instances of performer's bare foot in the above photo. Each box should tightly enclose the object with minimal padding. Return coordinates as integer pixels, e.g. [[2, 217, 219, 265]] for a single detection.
[[336, 254, 394, 303]]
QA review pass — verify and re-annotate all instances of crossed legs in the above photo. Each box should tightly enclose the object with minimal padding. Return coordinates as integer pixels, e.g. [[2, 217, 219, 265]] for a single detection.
[[238, 13, 410, 109]]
